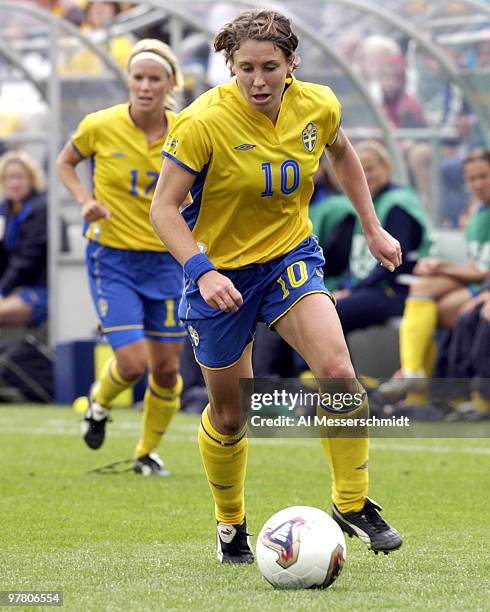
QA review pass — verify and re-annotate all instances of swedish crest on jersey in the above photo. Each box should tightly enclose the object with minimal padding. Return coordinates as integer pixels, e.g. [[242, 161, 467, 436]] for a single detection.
[[302, 122, 318, 152]]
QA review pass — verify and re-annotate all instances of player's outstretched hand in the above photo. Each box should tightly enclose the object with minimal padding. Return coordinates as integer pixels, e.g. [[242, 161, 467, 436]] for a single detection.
[[81, 198, 111, 222], [198, 271, 243, 312], [365, 226, 402, 272]]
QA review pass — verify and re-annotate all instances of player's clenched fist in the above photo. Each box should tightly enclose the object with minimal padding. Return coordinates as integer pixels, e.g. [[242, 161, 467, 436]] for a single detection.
[[198, 271, 243, 312], [81, 198, 111, 222]]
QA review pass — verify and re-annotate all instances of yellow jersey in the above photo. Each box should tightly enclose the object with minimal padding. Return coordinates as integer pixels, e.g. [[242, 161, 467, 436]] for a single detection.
[[72, 103, 175, 251], [163, 77, 341, 268]]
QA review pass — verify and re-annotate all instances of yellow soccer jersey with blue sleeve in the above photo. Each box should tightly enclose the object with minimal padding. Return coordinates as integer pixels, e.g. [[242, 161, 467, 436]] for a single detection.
[[72, 103, 176, 251], [163, 77, 341, 268]]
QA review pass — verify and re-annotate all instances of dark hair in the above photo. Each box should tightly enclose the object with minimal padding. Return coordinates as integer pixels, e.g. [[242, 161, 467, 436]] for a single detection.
[[463, 148, 490, 167], [86, 1, 121, 17], [214, 9, 299, 70]]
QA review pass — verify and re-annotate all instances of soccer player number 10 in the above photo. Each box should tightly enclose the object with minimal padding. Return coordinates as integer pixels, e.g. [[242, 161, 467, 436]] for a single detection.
[[261, 160, 300, 196]]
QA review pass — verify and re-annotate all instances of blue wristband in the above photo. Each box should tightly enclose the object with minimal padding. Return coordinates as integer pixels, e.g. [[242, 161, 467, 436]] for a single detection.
[[183, 252, 217, 283]]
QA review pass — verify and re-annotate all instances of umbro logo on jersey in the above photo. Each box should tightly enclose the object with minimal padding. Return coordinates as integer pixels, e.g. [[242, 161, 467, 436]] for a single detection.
[[111, 152, 127, 158], [233, 144, 256, 150]]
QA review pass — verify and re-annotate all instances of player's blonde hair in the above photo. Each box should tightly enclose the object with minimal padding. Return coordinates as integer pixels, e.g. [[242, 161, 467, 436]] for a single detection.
[[355, 141, 392, 173], [0, 150, 46, 195], [214, 9, 299, 72], [127, 39, 183, 107]]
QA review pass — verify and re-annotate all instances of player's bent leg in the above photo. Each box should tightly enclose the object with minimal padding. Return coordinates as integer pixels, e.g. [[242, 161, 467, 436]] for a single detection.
[[380, 279, 468, 402], [275, 293, 402, 553], [133, 340, 184, 476], [437, 288, 473, 329], [0, 294, 34, 326], [199, 344, 254, 563], [80, 341, 146, 450]]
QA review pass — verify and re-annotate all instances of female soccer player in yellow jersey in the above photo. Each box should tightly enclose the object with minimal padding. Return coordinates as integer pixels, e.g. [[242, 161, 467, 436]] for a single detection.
[[57, 39, 186, 476], [150, 10, 403, 560]]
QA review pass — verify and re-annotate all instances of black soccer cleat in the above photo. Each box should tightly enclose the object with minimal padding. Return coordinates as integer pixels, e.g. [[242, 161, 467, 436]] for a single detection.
[[80, 397, 110, 450], [133, 452, 170, 476], [332, 498, 402, 554], [216, 518, 254, 564]]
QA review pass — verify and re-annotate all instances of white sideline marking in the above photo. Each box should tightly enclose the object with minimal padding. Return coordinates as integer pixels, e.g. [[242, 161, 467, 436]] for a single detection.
[[0, 417, 488, 455]]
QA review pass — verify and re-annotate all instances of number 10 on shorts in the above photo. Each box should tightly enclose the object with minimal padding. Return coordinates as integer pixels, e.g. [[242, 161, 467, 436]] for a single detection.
[[276, 260, 308, 300]]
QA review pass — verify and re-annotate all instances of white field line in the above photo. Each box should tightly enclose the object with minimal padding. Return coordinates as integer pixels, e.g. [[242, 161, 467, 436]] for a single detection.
[[0, 417, 489, 455]]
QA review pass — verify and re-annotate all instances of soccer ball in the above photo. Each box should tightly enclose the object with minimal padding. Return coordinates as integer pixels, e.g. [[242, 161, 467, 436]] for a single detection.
[[256, 506, 346, 589]]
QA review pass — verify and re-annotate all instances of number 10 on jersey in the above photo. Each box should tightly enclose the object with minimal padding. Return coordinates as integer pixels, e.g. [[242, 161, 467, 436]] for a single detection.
[[277, 260, 308, 300], [261, 160, 300, 197]]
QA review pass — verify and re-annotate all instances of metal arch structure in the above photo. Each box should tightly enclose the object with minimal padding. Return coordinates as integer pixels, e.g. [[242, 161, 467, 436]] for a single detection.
[[326, 0, 490, 145], [118, 0, 408, 181], [0, 39, 46, 101], [458, 0, 490, 16], [0, 0, 127, 85]]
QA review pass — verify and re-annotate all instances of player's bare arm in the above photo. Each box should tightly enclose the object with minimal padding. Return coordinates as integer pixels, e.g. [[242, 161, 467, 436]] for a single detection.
[[150, 158, 243, 312], [57, 142, 110, 222], [326, 129, 402, 272]]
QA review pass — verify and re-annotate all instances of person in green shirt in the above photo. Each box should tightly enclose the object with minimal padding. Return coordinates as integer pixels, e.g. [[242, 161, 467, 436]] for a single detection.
[[334, 141, 431, 335], [380, 148, 490, 401]]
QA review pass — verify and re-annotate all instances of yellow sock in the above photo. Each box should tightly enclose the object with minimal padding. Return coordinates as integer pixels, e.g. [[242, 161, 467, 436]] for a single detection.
[[318, 384, 369, 513], [400, 298, 438, 374], [134, 374, 183, 458], [198, 404, 248, 525], [470, 391, 490, 414], [423, 338, 437, 377], [93, 358, 135, 407]]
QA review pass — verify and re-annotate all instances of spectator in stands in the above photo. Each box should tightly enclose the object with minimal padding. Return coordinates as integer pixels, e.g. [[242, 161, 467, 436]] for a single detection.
[[356, 34, 402, 102], [334, 141, 431, 334], [309, 159, 355, 291], [443, 277, 490, 420], [379, 148, 490, 401], [56, 1, 86, 26], [60, 0, 134, 74], [380, 53, 435, 217], [0, 150, 47, 327], [30, 0, 85, 24], [381, 54, 426, 129]]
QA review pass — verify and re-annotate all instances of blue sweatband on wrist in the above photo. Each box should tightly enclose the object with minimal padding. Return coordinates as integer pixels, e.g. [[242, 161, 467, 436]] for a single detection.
[[184, 252, 217, 283]]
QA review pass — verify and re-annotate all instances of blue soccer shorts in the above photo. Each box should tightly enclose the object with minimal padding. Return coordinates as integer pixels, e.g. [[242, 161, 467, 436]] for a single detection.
[[180, 236, 333, 369], [86, 242, 186, 350], [19, 287, 48, 326]]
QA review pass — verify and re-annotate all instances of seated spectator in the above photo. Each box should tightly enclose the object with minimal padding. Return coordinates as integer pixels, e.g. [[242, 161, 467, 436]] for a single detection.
[[381, 54, 426, 129], [380, 53, 435, 217], [356, 34, 402, 102], [0, 150, 47, 327], [379, 149, 490, 400], [443, 278, 490, 420], [60, 1, 134, 75], [310, 173, 356, 292], [334, 141, 431, 334]]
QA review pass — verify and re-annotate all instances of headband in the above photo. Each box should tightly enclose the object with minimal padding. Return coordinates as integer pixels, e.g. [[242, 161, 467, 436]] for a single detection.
[[129, 51, 173, 76]]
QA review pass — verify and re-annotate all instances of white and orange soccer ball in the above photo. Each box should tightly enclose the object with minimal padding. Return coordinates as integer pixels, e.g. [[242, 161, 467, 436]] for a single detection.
[[256, 506, 346, 589]]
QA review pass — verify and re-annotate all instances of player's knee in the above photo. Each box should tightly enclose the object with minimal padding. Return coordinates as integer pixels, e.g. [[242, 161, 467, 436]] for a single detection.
[[116, 355, 147, 382], [315, 359, 355, 381], [151, 362, 180, 389], [210, 402, 244, 435], [409, 277, 433, 298]]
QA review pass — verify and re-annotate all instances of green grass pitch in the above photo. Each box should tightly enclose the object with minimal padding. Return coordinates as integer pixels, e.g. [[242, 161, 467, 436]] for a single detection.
[[0, 406, 489, 611]]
